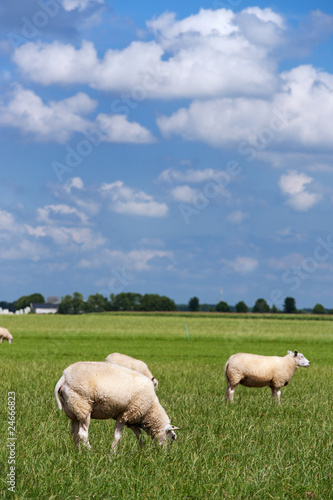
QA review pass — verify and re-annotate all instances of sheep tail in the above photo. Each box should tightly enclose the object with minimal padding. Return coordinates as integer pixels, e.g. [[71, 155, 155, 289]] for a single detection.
[[54, 374, 65, 411], [224, 361, 230, 384]]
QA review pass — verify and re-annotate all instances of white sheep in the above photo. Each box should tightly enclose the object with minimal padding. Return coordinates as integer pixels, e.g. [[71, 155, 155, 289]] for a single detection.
[[54, 361, 178, 451], [0, 327, 13, 344], [105, 352, 158, 389], [224, 350, 310, 404]]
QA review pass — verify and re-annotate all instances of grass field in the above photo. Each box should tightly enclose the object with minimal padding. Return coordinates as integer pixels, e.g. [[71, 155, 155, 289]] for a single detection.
[[0, 313, 332, 499]]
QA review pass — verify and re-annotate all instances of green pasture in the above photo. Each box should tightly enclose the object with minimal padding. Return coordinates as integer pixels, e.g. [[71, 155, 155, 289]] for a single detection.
[[0, 313, 332, 499]]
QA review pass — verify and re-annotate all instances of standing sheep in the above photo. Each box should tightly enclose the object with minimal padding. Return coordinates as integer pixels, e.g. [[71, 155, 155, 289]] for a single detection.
[[105, 352, 158, 389], [54, 362, 178, 451], [0, 327, 13, 344], [224, 350, 310, 404]]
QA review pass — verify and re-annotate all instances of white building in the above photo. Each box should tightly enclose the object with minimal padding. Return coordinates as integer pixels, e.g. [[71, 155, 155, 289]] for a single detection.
[[30, 303, 59, 314]]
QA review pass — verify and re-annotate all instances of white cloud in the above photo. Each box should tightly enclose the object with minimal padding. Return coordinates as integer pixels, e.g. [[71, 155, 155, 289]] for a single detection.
[[12, 7, 283, 98], [267, 253, 304, 271], [227, 211, 249, 225], [279, 170, 322, 211], [100, 181, 168, 217], [61, 0, 104, 12], [222, 256, 258, 273], [0, 239, 51, 261], [78, 248, 173, 271], [0, 209, 16, 231], [157, 97, 275, 147], [158, 167, 216, 183], [157, 65, 333, 152], [96, 114, 156, 144], [37, 204, 90, 225], [0, 85, 96, 143], [170, 185, 197, 203], [63, 177, 85, 194], [0, 86, 154, 144], [27, 224, 105, 249]]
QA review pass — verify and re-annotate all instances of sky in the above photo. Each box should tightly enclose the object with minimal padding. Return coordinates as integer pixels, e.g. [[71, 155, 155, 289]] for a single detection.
[[1, 0, 333, 309]]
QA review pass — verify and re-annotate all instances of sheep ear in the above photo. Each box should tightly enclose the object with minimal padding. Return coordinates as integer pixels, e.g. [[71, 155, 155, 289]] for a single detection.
[[287, 350, 293, 355], [171, 426, 180, 431], [294, 350, 298, 357]]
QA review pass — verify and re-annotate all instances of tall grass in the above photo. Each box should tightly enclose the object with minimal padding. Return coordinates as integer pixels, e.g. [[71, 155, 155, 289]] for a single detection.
[[0, 313, 332, 499]]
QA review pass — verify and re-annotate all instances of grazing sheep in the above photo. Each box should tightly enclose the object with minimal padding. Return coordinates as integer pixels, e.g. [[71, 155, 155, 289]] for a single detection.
[[224, 350, 310, 404], [54, 361, 178, 451], [0, 327, 13, 344], [105, 352, 158, 389]]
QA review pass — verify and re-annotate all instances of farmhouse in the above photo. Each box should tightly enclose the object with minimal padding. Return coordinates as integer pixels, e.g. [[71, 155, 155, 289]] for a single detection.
[[30, 303, 59, 314]]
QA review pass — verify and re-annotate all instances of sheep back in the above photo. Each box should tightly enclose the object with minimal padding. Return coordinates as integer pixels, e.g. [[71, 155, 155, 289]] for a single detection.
[[61, 362, 156, 423], [105, 353, 154, 380]]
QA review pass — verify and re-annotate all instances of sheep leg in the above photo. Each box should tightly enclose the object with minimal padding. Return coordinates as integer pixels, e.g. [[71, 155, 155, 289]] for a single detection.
[[77, 414, 91, 450], [111, 419, 125, 452], [271, 388, 281, 404], [276, 389, 281, 404], [225, 384, 236, 403], [70, 419, 80, 449], [128, 425, 143, 447], [0, 337, 3, 343]]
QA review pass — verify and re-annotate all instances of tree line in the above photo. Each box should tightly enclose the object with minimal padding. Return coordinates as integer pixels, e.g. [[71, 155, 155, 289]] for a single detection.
[[193, 296, 333, 315], [57, 292, 177, 314], [2, 292, 333, 315]]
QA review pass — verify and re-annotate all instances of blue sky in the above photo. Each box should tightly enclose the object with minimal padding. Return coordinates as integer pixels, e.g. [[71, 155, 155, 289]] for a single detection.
[[1, 0, 333, 309]]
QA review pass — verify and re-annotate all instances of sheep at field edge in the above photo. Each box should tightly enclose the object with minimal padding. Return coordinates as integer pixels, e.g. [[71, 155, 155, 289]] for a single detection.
[[224, 350, 310, 404], [54, 361, 178, 451], [0, 327, 13, 344], [105, 352, 158, 389]]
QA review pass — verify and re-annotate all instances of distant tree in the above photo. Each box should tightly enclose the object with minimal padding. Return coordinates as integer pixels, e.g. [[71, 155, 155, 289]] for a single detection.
[[140, 294, 160, 311], [157, 295, 177, 311], [110, 292, 142, 311], [271, 304, 280, 314], [58, 292, 84, 314], [0, 301, 15, 312], [235, 301, 248, 313], [216, 301, 230, 313], [109, 292, 176, 312], [328, 309, 333, 315], [176, 304, 189, 311], [253, 298, 270, 313], [283, 297, 297, 314], [199, 303, 210, 312], [312, 303, 326, 315], [85, 294, 109, 313], [188, 297, 199, 312], [15, 293, 45, 310], [72, 292, 85, 314], [28, 293, 45, 304], [140, 294, 176, 311], [58, 295, 74, 314]]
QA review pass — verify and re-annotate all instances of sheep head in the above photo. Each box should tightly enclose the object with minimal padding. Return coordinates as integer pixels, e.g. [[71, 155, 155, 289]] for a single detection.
[[287, 350, 310, 368], [156, 424, 179, 445]]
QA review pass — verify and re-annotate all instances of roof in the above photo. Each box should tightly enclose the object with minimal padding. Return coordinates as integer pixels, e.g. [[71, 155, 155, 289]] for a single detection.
[[30, 303, 59, 309]]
